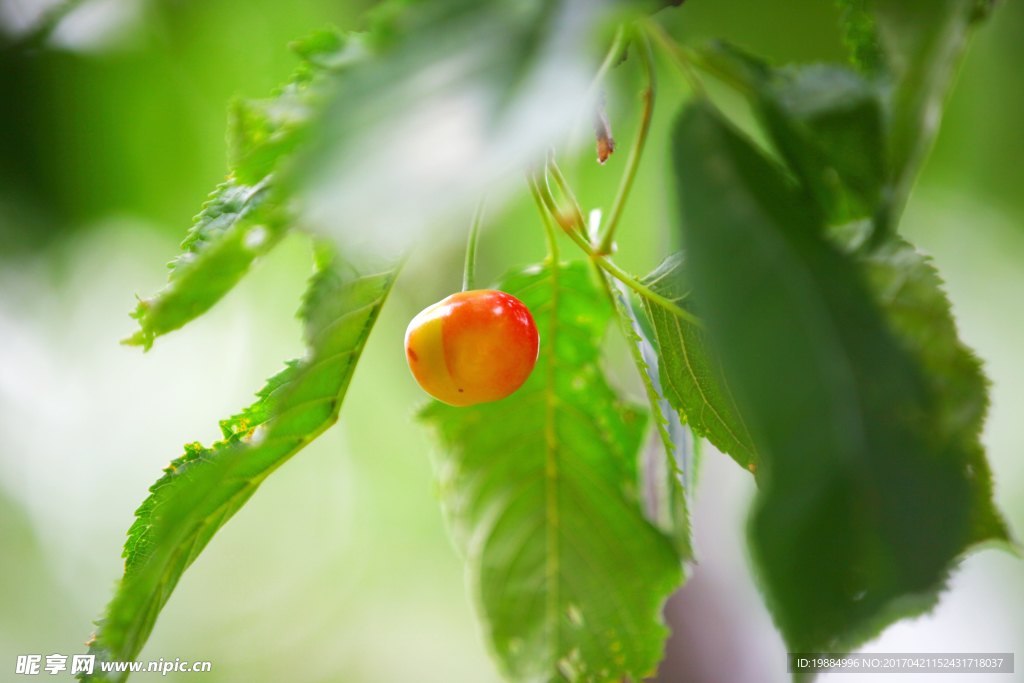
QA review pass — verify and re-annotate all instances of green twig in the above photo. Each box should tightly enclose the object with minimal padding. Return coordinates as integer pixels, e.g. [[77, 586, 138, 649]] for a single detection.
[[462, 196, 486, 291], [531, 169, 704, 330], [565, 222, 705, 331], [597, 25, 657, 255]]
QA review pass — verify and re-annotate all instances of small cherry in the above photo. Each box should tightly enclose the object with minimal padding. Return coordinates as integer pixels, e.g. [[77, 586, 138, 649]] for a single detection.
[[405, 290, 539, 407]]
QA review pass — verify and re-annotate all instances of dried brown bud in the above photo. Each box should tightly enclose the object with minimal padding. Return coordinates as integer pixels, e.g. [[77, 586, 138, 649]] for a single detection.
[[593, 91, 615, 165]]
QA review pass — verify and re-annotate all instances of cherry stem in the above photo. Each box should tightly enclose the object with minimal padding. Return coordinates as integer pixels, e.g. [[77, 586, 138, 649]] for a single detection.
[[462, 196, 486, 292], [546, 153, 587, 237], [528, 173, 560, 263], [596, 24, 657, 256]]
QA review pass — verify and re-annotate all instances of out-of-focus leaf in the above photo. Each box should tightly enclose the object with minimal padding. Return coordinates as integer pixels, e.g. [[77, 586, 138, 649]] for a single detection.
[[710, 0, 997, 235], [228, 31, 368, 185], [832, 223, 1011, 548], [294, 0, 646, 253], [125, 29, 364, 350], [700, 43, 886, 227], [612, 279, 693, 558], [836, 0, 885, 72], [82, 253, 403, 681], [672, 102, 1004, 655], [638, 252, 759, 476], [127, 0, 648, 347], [866, 0, 996, 222], [289, 28, 369, 72], [420, 260, 682, 683]]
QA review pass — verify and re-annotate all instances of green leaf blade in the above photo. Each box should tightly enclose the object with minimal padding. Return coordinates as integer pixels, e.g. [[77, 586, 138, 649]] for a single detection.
[[836, 228, 1011, 549], [420, 260, 682, 683], [82, 254, 403, 681], [639, 253, 759, 476], [700, 43, 887, 228], [124, 28, 364, 351], [671, 102, 999, 655], [123, 178, 283, 351]]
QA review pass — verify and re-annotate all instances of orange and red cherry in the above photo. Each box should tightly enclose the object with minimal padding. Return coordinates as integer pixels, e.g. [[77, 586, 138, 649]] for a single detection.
[[405, 290, 539, 407]]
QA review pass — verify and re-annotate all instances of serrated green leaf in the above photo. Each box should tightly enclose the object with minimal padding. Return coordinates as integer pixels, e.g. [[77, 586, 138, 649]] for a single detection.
[[672, 102, 1004, 656], [638, 252, 759, 476], [125, 29, 364, 351], [229, 29, 368, 185], [611, 279, 693, 559], [123, 178, 283, 351], [832, 225, 1011, 548], [420, 260, 682, 683], [82, 253, 403, 681]]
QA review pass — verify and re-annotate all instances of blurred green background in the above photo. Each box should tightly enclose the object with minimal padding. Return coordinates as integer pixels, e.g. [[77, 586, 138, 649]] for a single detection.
[[1, 1, 1022, 681]]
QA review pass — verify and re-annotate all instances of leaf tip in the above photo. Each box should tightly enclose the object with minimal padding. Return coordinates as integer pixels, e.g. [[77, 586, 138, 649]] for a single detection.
[[120, 330, 153, 352]]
